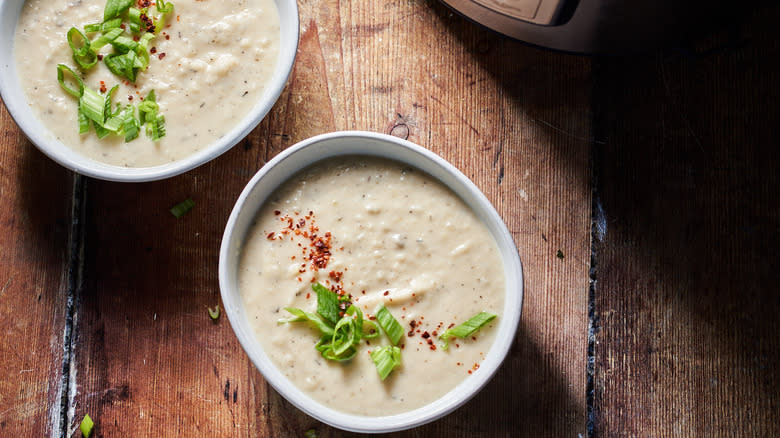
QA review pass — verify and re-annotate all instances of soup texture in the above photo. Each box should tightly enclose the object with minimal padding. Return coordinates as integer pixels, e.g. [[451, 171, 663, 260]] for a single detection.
[[238, 156, 505, 416], [14, 0, 279, 167]]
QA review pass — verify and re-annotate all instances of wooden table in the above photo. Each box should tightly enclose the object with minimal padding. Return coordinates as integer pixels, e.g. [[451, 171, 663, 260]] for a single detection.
[[1, 1, 778, 436]]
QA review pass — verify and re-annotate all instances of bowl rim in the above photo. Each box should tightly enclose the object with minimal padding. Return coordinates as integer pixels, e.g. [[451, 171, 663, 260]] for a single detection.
[[218, 130, 524, 433], [0, 0, 299, 182]]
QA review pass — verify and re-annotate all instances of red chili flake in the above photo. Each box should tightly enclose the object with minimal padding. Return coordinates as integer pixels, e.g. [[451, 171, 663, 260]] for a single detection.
[[361, 290, 366, 295], [297, 277, 302, 282], [448, 323, 455, 329], [368, 315, 376, 321], [158, 52, 166, 60], [429, 344, 437, 351], [472, 336, 477, 341], [306, 293, 310, 299], [266, 232, 275, 240], [128, 95, 133, 101], [150, 47, 157, 54], [274, 210, 281, 215], [383, 291, 389, 296], [97, 54, 104, 61], [165, 34, 170, 40], [421, 331, 430, 339], [432, 330, 438, 336], [468, 370, 472, 375], [457, 362, 462, 366], [99, 81, 106, 93]]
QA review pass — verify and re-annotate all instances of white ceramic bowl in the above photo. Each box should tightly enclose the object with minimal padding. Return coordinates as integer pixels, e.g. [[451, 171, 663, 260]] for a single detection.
[[0, 0, 298, 182], [219, 131, 524, 433]]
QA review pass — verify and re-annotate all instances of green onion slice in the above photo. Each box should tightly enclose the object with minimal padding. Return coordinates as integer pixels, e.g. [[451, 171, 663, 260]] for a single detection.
[[312, 283, 343, 326], [156, 0, 174, 14], [56, 64, 84, 98], [120, 106, 139, 142], [80, 414, 94, 438], [279, 307, 335, 337], [79, 86, 106, 124], [77, 108, 90, 134], [169, 198, 194, 218], [208, 305, 220, 321], [104, 0, 133, 21], [439, 311, 497, 350], [67, 27, 98, 69], [90, 27, 122, 51], [375, 304, 404, 345], [103, 52, 138, 82], [85, 17, 122, 33], [371, 345, 402, 380]]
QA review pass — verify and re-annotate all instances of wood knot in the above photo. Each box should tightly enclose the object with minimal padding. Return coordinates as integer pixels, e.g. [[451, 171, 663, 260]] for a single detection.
[[389, 123, 409, 140]]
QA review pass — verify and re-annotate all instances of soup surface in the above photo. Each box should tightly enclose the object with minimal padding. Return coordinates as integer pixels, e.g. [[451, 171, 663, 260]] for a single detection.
[[238, 156, 505, 416], [14, 0, 279, 167]]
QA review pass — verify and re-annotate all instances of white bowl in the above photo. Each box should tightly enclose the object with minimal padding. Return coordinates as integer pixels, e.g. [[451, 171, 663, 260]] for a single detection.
[[219, 131, 524, 433], [0, 0, 298, 182]]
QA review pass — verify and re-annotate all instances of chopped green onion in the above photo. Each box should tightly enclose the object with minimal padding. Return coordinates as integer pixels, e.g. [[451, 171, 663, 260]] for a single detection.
[[169, 199, 194, 218], [67, 27, 98, 69], [93, 121, 111, 139], [80, 414, 94, 438], [156, 0, 174, 14], [371, 346, 402, 380], [103, 0, 133, 21], [121, 106, 140, 142], [89, 27, 122, 51], [79, 86, 106, 124], [279, 307, 334, 337], [77, 108, 90, 134], [85, 17, 123, 33], [111, 34, 139, 53], [312, 283, 342, 326], [146, 114, 165, 141], [56, 64, 84, 98], [208, 305, 220, 321], [103, 52, 138, 82], [362, 318, 379, 339], [127, 7, 143, 34], [304, 429, 317, 438], [375, 304, 404, 346], [439, 312, 497, 351]]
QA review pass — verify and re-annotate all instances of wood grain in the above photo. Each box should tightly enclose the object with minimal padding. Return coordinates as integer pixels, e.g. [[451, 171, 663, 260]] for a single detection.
[[67, 0, 592, 436], [0, 101, 73, 436], [591, 6, 780, 436]]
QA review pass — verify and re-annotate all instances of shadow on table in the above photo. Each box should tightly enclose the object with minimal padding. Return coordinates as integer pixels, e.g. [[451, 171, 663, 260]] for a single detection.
[[268, 322, 584, 437], [588, 6, 779, 434]]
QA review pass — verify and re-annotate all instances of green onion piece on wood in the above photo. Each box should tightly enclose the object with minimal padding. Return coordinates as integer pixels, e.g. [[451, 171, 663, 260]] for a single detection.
[[208, 305, 220, 321], [80, 414, 94, 438], [169, 199, 194, 218]]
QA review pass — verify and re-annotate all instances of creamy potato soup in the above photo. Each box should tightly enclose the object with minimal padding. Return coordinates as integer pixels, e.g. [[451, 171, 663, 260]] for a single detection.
[[238, 156, 505, 416], [14, 0, 279, 167]]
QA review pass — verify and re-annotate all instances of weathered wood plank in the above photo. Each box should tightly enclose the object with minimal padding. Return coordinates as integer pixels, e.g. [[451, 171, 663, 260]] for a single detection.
[[591, 7, 780, 436], [0, 101, 72, 436]]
